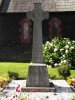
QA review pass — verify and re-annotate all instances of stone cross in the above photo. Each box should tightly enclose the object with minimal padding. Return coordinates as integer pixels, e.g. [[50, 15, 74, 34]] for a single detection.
[[26, 3, 49, 87], [27, 3, 49, 63]]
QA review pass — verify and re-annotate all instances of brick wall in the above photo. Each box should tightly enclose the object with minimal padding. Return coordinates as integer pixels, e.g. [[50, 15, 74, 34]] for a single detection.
[[0, 13, 32, 62], [0, 12, 75, 62]]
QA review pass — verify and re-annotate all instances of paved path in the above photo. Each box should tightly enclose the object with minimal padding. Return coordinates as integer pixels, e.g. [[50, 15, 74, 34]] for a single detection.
[[51, 80, 73, 93], [0, 80, 75, 100]]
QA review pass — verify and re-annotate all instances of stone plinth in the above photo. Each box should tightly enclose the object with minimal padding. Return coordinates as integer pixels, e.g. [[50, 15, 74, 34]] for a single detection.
[[26, 63, 49, 87], [21, 87, 55, 92]]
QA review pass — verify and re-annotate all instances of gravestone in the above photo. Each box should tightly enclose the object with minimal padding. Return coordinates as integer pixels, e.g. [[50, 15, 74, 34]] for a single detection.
[[26, 3, 49, 87]]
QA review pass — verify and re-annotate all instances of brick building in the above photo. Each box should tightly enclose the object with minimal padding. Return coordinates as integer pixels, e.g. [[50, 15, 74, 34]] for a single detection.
[[0, 0, 75, 62]]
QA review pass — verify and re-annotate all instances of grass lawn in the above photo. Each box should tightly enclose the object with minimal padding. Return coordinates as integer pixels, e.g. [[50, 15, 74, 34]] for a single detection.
[[0, 62, 75, 79], [48, 67, 75, 79], [0, 62, 29, 78]]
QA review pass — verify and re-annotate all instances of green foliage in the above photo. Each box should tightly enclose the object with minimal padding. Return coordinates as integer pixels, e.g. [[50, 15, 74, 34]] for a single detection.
[[43, 37, 75, 67], [2, 80, 10, 88], [67, 77, 71, 85], [8, 71, 19, 80], [0, 62, 29, 78], [48, 67, 64, 79], [58, 63, 71, 79], [49, 74, 56, 79]]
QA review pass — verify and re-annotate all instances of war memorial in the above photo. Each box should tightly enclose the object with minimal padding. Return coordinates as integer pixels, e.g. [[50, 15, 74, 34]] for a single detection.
[[0, 0, 75, 99]]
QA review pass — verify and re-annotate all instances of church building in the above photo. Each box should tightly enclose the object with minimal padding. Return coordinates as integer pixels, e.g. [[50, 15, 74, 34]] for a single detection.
[[0, 0, 75, 62]]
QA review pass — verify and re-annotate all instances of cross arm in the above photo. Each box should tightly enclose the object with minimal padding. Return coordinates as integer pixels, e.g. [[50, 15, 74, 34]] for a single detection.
[[42, 11, 49, 20], [27, 11, 34, 21]]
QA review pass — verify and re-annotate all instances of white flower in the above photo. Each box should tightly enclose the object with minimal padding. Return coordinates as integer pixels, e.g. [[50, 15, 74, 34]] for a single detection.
[[63, 55, 65, 57], [72, 40, 75, 43], [44, 47, 47, 50], [54, 48, 58, 52], [49, 59, 52, 62], [46, 41, 50, 46], [50, 43, 53, 46], [59, 63, 61, 66], [48, 65, 52, 68], [46, 41, 50, 44], [68, 42, 71, 44], [60, 48, 64, 51], [65, 50, 68, 53], [47, 65, 49, 67], [60, 60, 67, 64], [61, 60, 64, 63], [54, 63, 58, 67], [70, 46, 74, 50], [64, 60, 67, 63], [65, 45, 69, 49]]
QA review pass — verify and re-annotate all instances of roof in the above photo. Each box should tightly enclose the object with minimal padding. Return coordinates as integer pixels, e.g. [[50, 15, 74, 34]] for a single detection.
[[0, 0, 75, 13], [0, 0, 2, 4]]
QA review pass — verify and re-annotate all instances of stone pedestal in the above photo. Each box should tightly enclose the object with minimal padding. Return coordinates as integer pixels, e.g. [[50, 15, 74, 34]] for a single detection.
[[26, 63, 49, 87]]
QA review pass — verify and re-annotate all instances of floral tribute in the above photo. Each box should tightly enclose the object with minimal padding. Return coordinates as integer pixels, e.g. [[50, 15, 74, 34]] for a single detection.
[[0, 80, 22, 100]]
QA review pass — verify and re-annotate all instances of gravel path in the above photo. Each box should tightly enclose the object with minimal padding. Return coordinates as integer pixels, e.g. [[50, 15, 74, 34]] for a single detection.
[[0, 80, 75, 100]]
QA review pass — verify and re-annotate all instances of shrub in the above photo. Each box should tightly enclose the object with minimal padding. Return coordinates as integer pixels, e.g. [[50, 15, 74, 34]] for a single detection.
[[67, 77, 72, 85], [49, 74, 56, 79], [0, 76, 8, 87], [49, 74, 63, 79], [43, 37, 75, 67], [58, 63, 71, 79], [8, 71, 19, 80]]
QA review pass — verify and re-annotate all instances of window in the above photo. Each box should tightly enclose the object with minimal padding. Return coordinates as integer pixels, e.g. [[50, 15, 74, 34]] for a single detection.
[[19, 18, 32, 44]]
